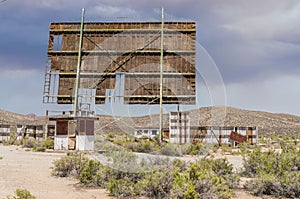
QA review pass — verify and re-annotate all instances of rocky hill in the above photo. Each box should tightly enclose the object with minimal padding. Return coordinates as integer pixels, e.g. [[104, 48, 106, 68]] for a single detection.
[[96, 106, 300, 134], [0, 109, 46, 126], [1, 106, 300, 134]]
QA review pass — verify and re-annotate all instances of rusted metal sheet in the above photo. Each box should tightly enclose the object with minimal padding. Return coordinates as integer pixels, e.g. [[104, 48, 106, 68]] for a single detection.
[[229, 131, 247, 143], [68, 137, 76, 149], [68, 120, 76, 137], [86, 120, 94, 135], [77, 118, 94, 136], [44, 22, 196, 105], [56, 120, 68, 135]]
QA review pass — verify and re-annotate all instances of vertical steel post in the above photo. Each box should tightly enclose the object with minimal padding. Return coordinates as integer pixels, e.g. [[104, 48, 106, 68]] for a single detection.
[[159, 7, 164, 143], [45, 110, 49, 140], [74, 8, 85, 117]]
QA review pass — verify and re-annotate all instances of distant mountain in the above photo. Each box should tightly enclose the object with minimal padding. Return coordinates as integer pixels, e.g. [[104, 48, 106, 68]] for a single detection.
[[190, 106, 300, 134], [96, 106, 300, 134], [1, 106, 300, 134], [0, 110, 45, 126]]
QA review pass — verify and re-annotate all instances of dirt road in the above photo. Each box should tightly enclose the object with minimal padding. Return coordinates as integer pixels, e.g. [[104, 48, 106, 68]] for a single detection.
[[0, 145, 111, 199]]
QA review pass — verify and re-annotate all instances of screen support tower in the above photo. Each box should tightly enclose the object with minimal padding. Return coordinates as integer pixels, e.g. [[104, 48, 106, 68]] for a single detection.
[[73, 8, 85, 117], [159, 7, 164, 144], [72, 7, 163, 143]]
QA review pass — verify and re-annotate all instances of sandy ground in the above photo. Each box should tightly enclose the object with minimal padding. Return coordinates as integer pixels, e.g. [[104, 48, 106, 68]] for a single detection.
[[0, 144, 111, 199], [0, 144, 273, 199]]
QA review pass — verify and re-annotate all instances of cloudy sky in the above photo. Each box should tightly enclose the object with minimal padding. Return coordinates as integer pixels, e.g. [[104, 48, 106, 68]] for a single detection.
[[0, 0, 299, 116]]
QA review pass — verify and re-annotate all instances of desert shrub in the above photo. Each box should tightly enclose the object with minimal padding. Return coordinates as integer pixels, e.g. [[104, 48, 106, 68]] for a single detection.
[[35, 146, 46, 152], [220, 144, 232, 155], [2, 134, 52, 152], [184, 143, 202, 155], [279, 141, 295, 153], [245, 171, 300, 198], [105, 150, 140, 174], [15, 189, 36, 199], [3, 132, 18, 145], [103, 131, 224, 156], [42, 138, 54, 149], [237, 142, 252, 155], [52, 152, 89, 177], [79, 159, 104, 186], [211, 158, 239, 189], [280, 171, 300, 198], [138, 139, 154, 153], [243, 145, 300, 198], [107, 177, 142, 198], [53, 152, 110, 188], [242, 147, 299, 177], [244, 173, 282, 196], [160, 143, 184, 156], [139, 166, 175, 198], [170, 161, 233, 199], [139, 158, 235, 199], [23, 138, 38, 148], [104, 167, 145, 197], [11, 137, 38, 149], [108, 134, 160, 154], [124, 139, 155, 153], [107, 133, 115, 139], [53, 151, 237, 199], [6, 189, 36, 199]]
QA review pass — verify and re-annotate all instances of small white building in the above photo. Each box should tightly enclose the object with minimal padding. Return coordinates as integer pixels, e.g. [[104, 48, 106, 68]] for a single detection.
[[133, 112, 258, 145], [51, 116, 97, 151], [0, 125, 10, 141], [199, 126, 258, 145], [169, 112, 191, 144], [134, 128, 159, 139]]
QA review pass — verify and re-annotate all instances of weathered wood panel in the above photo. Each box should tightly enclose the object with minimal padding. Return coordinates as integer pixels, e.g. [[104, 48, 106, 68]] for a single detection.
[[46, 22, 196, 104]]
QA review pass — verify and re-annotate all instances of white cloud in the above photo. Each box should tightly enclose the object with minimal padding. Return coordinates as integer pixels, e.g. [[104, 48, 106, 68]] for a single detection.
[[0, 69, 45, 115], [89, 4, 138, 18], [226, 73, 300, 116], [220, 1, 300, 43]]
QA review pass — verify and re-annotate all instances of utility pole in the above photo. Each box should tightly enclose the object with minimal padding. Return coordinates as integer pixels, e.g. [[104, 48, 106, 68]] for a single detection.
[[73, 8, 85, 117], [159, 7, 164, 144]]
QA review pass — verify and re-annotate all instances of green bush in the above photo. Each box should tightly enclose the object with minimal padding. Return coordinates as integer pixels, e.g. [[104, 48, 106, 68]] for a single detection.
[[244, 174, 282, 196], [3, 132, 18, 145], [42, 138, 54, 149], [35, 146, 46, 152], [242, 147, 299, 177], [280, 171, 300, 198], [244, 171, 300, 198], [159, 143, 183, 156], [6, 189, 36, 199], [184, 143, 202, 155], [79, 159, 104, 186], [23, 138, 38, 148], [52, 152, 89, 177], [2, 135, 50, 152], [243, 145, 300, 198], [52, 151, 238, 198], [107, 178, 141, 198], [170, 161, 233, 199], [139, 166, 175, 198], [124, 139, 155, 153]]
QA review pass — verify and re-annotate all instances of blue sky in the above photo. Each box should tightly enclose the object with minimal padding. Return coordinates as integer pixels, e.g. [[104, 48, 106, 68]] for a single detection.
[[0, 0, 299, 116]]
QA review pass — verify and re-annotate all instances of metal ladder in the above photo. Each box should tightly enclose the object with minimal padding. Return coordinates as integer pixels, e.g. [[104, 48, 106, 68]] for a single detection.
[[43, 57, 52, 103]]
